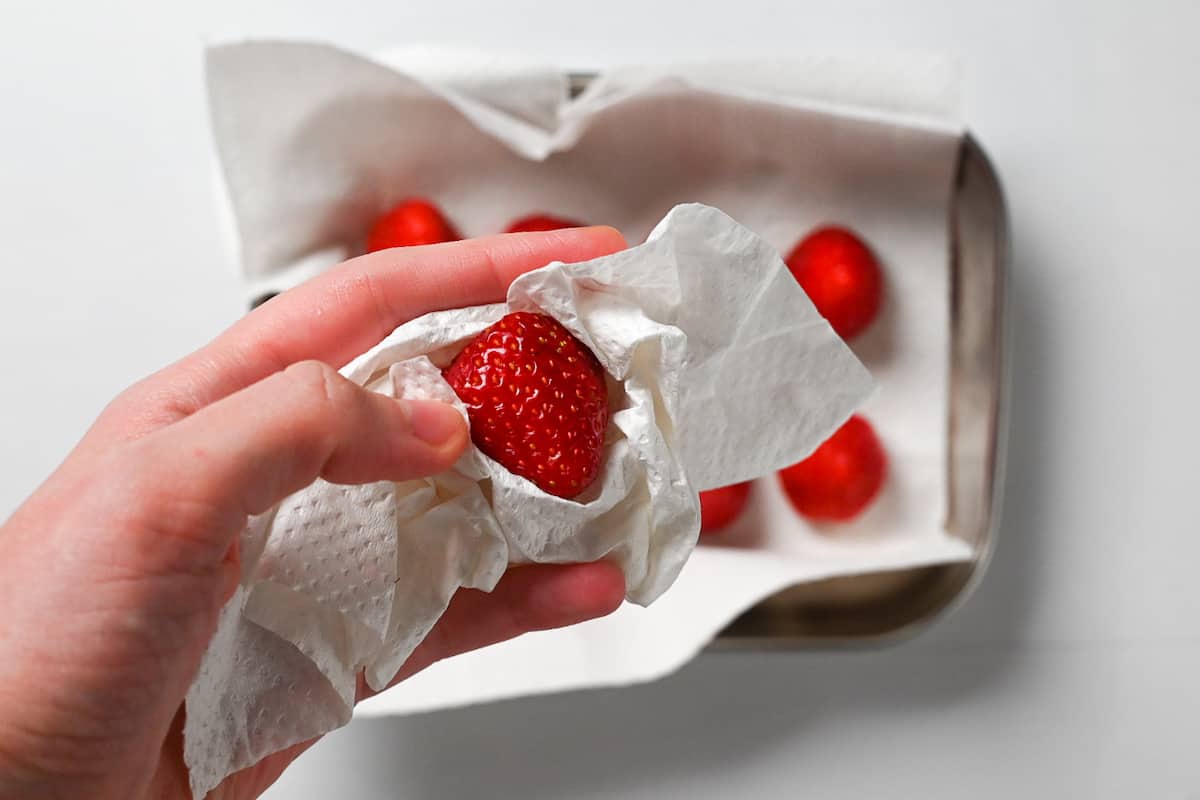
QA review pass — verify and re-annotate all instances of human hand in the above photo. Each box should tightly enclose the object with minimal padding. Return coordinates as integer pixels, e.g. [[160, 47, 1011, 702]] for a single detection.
[[0, 226, 629, 800]]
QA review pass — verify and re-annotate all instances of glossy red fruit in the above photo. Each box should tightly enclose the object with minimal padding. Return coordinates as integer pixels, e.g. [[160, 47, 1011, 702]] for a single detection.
[[785, 226, 883, 340], [505, 214, 586, 233], [367, 199, 460, 252], [778, 415, 887, 522], [443, 312, 609, 499], [699, 482, 753, 534]]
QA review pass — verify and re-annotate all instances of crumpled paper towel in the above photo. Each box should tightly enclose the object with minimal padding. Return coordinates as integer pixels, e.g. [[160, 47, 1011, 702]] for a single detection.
[[183, 202, 873, 797]]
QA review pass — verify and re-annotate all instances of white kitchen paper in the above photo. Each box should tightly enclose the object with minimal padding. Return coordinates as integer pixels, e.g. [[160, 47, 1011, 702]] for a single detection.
[[184, 203, 873, 797]]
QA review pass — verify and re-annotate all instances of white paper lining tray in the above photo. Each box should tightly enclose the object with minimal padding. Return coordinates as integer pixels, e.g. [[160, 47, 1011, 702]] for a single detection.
[[220, 48, 1007, 662], [712, 133, 1008, 645], [243, 84, 1007, 649], [243, 131, 1003, 652]]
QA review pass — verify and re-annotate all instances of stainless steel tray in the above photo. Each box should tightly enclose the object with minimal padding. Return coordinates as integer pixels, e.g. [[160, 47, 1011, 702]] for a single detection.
[[713, 134, 1009, 646], [250, 78, 1009, 647], [562, 73, 1008, 644]]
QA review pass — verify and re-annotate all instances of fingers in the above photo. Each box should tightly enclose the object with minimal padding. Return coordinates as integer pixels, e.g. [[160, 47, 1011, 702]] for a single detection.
[[359, 562, 626, 701], [102, 227, 627, 442], [236, 565, 625, 795], [123, 360, 467, 571], [209, 737, 322, 800]]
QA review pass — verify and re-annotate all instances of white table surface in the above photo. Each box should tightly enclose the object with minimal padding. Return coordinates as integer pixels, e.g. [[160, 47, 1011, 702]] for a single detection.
[[2, 1, 1197, 797]]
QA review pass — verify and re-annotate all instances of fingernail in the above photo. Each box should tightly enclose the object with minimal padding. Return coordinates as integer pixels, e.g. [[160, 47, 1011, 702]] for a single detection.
[[404, 399, 465, 447]]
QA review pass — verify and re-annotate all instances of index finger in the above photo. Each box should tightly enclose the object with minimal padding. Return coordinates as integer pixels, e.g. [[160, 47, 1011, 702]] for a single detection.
[[109, 226, 626, 435]]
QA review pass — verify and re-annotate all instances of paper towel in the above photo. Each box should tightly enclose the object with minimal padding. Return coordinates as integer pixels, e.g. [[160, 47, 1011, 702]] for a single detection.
[[183, 203, 873, 797]]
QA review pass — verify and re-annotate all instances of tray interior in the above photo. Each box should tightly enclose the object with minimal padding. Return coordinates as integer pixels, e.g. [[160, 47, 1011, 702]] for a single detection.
[[715, 135, 1008, 645]]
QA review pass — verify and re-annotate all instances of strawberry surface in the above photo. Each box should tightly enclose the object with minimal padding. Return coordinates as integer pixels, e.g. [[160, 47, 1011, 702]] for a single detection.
[[443, 312, 609, 499], [699, 481, 753, 535], [505, 214, 586, 233], [778, 415, 887, 522], [367, 198, 460, 252], [784, 226, 883, 340]]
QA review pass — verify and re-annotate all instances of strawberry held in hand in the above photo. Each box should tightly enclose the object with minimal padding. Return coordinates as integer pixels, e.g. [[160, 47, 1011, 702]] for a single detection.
[[443, 312, 610, 499], [699, 482, 753, 535], [778, 415, 887, 522], [785, 226, 883, 340], [367, 198, 460, 252], [505, 213, 587, 233]]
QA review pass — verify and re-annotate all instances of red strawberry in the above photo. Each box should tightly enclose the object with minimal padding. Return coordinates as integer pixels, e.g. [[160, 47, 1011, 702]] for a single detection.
[[505, 214, 586, 233], [367, 198, 460, 252], [699, 482, 753, 535], [785, 226, 883, 340], [778, 415, 887, 522], [443, 312, 609, 499]]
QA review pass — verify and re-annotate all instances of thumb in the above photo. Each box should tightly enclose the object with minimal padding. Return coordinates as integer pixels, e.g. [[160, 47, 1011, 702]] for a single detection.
[[124, 359, 467, 575]]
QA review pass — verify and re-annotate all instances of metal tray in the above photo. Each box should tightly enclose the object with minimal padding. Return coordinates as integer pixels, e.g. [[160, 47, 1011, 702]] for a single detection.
[[562, 73, 1009, 645], [713, 134, 1009, 646], [250, 78, 1009, 647]]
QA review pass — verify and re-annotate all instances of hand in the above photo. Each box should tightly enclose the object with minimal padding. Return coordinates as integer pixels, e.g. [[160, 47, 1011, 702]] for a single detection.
[[0, 226, 629, 800]]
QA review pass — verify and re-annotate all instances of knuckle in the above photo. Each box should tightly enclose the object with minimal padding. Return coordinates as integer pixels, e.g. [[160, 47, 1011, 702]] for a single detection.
[[280, 360, 365, 462], [353, 267, 400, 340], [94, 378, 185, 438], [321, 265, 399, 345], [283, 360, 351, 420]]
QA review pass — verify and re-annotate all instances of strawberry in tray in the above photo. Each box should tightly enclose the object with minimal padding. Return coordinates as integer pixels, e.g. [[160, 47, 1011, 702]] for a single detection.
[[785, 226, 883, 340], [699, 482, 753, 536], [367, 198, 461, 252], [778, 415, 887, 522], [443, 311, 610, 499], [505, 213, 587, 233]]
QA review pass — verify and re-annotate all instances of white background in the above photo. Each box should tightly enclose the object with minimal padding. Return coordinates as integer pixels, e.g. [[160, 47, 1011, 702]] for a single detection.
[[1, 1, 1197, 798]]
